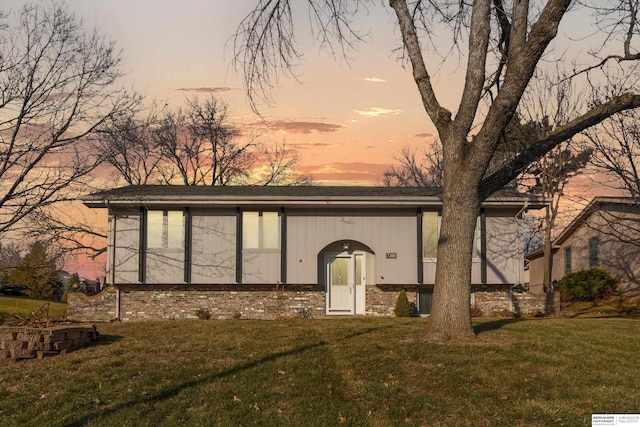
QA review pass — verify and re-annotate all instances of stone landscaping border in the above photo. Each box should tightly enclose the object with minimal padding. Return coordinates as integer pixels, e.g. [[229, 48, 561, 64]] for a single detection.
[[0, 324, 98, 360]]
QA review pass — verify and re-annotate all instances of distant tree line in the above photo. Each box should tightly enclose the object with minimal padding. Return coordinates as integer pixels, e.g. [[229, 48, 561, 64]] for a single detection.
[[0, 242, 83, 301]]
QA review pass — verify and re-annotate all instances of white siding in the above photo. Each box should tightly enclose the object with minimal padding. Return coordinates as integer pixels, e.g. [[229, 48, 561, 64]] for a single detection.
[[113, 214, 140, 284], [242, 252, 280, 284], [286, 209, 418, 285], [191, 210, 237, 284], [147, 250, 184, 283], [485, 212, 522, 284]]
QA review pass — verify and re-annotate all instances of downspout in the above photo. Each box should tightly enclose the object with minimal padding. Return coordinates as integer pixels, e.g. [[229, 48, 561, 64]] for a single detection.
[[515, 200, 529, 287]]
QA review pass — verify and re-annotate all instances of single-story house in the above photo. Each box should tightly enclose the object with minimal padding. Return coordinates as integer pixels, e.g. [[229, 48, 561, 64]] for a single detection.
[[68, 186, 553, 321], [526, 196, 640, 300]]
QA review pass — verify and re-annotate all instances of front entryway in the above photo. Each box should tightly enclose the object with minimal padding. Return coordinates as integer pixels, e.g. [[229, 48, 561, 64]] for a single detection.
[[326, 251, 366, 314]]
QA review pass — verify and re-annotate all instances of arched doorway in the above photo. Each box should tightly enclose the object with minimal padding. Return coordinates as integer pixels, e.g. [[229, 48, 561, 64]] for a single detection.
[[321, 240, 374, 315]]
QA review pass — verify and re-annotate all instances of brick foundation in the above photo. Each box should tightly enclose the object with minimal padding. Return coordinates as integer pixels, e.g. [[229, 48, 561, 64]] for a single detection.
[[67, 287, 118, 322], [472, 285, 561, 316], [66, 284, 559, 321], [366, 286, 418, 316], [117, 286, 326, 320]]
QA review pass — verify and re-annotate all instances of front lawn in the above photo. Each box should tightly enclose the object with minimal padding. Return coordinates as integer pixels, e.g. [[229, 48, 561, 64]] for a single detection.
[[0, 317, 638, 426], [0, 296, 67, 323]]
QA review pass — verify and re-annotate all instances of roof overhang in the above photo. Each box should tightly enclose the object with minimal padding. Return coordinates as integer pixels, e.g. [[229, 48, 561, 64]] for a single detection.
[[80, 185, 548, 210]]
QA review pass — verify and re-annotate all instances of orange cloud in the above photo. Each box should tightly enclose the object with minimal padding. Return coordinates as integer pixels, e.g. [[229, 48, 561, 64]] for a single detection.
[[175, 87, 242, 93], [413, 132, 434, 138]]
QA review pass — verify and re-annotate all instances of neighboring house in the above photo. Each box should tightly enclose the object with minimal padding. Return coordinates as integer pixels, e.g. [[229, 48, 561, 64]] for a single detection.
[[68, 186, 550, 321], [527, 197, 640, 300]]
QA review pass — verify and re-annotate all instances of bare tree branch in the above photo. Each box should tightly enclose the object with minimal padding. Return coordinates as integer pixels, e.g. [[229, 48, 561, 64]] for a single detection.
[[0, 3, 139, 237]]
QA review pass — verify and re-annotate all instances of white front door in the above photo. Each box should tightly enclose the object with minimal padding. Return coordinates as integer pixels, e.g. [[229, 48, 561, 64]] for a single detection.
[[326, 251, 366, 315]]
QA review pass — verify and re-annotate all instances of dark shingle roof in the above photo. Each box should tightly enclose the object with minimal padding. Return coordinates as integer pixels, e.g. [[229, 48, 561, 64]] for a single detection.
[[81, 185, 546, 209]]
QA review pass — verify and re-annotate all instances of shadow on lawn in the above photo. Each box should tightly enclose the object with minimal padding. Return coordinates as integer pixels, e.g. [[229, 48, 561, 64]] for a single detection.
[[64, 325, 388, 427], [473, 318, 524, 334]]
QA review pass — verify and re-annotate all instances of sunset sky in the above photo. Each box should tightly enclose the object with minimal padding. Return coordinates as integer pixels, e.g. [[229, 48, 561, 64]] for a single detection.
[[48, 0, 449, 185], [7, 1, 621, 277], [9, 0, 599, 185]]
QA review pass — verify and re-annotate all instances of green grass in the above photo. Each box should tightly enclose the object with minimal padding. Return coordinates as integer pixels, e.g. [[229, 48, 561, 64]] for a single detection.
[[1, 317, 639, 426], [563, 299, 640, 318], [0, 296, 67, 322]]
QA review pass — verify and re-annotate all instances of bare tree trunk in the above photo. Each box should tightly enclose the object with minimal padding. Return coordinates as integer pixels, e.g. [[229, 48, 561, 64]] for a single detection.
[[430, 178, 480, 340]]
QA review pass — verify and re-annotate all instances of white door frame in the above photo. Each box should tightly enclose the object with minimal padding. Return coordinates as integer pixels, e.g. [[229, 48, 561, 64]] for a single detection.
[[326, 250, 366, 315]]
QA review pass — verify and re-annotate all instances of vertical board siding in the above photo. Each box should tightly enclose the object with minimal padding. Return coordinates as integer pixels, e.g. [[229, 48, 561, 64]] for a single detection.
[[191, 211, 237, 284], [146, 251, 184, 283], [113, 215, 140, 284], [485, 212, 521, 284], [106, 214, 115, 285], [286, 209, 418, 284], [242, 252, 281, 284]]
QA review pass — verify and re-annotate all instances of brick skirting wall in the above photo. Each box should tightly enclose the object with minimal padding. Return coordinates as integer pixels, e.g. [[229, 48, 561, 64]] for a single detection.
[[366, 286, 418, 316], [67, 284, 559, 321], [471, 285, 561, 316], [67, 287, 118, 322]]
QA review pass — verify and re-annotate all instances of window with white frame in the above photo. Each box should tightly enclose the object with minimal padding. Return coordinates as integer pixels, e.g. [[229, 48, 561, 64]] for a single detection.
[[147, 210, 184, 249], [242, 211, 279, 250], [423, 212, 481, 260]]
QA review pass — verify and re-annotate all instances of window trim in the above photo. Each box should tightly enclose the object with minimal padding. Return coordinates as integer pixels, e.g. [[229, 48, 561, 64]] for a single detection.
[[422, 212, 481, 262], [146, 209, 185, 251], [242, 210, 281, 251]]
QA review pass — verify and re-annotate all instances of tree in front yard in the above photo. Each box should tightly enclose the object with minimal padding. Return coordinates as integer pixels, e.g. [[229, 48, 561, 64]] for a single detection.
[[0, 2, 139, 240], [9, 242, 61, 300], [234, 1, 640, 340]]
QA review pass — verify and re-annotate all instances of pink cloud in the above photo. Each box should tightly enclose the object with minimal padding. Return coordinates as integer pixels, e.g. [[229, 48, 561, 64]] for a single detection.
[[251, 120, 344, 134]]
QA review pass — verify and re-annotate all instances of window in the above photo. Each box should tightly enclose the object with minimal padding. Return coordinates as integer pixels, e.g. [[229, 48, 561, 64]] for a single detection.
[[147, 210, 184, 249], [422, 212, 439, 259], [589, 237, 599, 267], [243, 211, 279, 250], [422, 212, 480, 260], [564, 246, 572, 274]]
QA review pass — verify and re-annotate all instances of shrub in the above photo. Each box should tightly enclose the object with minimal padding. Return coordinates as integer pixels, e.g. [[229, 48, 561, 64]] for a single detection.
[[558, 268, 617, 302], [195, 308, 212, 320], [394, 290, 412, 317]]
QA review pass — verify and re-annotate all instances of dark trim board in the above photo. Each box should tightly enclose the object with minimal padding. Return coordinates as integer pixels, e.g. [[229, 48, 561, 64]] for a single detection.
[[184, 207, 192, 283], [417, 208, 424, 284], [280, 207, 287, 284], [480, 208, 487, 285], [235, 208, 242, 284], [139, 207, 146, 283]]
